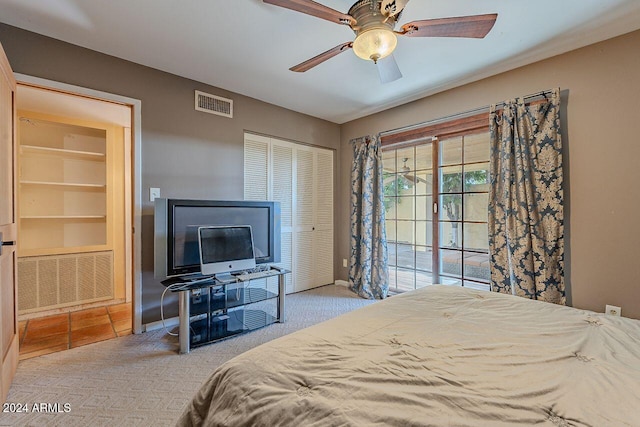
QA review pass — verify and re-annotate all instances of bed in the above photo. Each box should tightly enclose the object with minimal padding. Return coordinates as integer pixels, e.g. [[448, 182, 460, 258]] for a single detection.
[[178, 285, 640, 426]]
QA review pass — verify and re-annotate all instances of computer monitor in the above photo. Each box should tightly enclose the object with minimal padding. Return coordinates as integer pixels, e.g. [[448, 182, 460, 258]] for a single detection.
[[198, 225, 256, 278]]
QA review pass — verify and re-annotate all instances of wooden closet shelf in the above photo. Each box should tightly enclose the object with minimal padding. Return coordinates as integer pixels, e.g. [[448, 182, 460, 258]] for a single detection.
[[19, 181, 106, 189], [20, 145, 105, 160], [20, 215, 106, 220]]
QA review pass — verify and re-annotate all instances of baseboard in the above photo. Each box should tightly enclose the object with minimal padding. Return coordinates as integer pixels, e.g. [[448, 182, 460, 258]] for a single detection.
[[334, 280, 349, 287]]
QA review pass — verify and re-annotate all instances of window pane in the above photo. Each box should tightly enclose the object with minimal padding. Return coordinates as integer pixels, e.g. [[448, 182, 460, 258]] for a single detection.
[[415, 246, 432, 272], [396, 196, 415, 220], [463, 133, 490, 164], [396, 267, 415, 291], [382, 150, 397, 173], [397, 147, 415, 172], [416, 196, 433, 221], [398, 176, 414, 196], [441, 277, 463, 286], [440, 137, 462, 166], [384, 197, 396, 219], [416, 221, 433, 246], [464, 223, 489, 251], [388, 243, 397, 266], [388, 266, 398, 290], [415, 144, 433, 171], [416, 270, 433, 289], [439, 194, 462, 221], [399, 173, 423, 193], [414, 171, 433, 195], [463, 193, 488, 222], [464, 280, 491, 291], [439, 221, 462, 249], [385, 220, 396, 242], [440, 249, 462, 276], [396, 244, 415, 269], [463, 253, 490, 283], [397, 221, 414, 245], [383, 172, 397, 196], [464, 162, 489, 191], [440, 165, 463, 193]]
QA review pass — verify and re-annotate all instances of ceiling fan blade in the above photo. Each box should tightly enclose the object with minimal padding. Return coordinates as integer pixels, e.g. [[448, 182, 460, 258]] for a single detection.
[[376, 54, 402, 84], [290, 42, 353, 72], [263, 0, 356, 26], [380, 0, 410, 19], [399, 14, 498, 38]]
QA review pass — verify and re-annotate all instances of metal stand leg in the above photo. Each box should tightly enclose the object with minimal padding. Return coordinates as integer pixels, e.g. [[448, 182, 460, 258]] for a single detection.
[[179, 291, 190, 354], [278, 274, 286, 323]]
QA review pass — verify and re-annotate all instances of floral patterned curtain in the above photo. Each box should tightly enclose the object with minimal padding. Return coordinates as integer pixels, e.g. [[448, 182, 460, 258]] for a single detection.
[[488, 88, 565, 304], [349, 135, 389, 299]]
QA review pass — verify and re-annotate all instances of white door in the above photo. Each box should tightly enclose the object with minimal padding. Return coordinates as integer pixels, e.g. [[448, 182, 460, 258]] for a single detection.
[[294, 146, 334, 291], [0, 42, 19, 404], [313, 148, 334, 286], [294, 147, 315, 291]]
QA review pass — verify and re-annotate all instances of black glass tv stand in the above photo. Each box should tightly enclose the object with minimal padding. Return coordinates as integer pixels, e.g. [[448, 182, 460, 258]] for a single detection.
[[162, 267, 289, 354]]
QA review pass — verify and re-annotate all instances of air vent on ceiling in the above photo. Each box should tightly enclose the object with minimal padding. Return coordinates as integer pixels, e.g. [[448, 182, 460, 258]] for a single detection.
[[195, 90, 233, 118]]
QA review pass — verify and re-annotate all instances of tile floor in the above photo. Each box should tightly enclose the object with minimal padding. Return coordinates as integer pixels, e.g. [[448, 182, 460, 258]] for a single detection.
[[18, 303, 132, 360]]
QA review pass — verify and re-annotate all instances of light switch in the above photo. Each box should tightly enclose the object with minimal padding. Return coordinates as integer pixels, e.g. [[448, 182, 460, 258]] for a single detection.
[[150, 187, 160, 202]]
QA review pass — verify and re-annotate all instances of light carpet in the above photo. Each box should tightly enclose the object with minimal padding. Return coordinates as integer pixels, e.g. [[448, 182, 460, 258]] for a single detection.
[[0, 284, 377, 427]]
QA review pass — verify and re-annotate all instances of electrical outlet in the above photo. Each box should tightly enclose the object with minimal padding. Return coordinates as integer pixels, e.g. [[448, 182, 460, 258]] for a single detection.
[[342, 258, 348, 268], [605, 305, 621, 317]]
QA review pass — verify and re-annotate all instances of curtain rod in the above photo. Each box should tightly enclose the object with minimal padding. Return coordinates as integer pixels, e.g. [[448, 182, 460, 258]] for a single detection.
[[378, 89, 556, 138]]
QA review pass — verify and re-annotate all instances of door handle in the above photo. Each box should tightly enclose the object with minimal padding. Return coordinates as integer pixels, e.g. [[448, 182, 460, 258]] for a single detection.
[[0, 232, 16, 256]]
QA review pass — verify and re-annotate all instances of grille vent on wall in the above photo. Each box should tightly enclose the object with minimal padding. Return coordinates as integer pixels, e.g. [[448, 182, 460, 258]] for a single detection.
[[17, 251, 114, 314], [195, 90, 233, 118]]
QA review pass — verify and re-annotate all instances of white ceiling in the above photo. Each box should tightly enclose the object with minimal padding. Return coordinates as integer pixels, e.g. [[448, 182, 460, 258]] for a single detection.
[[1, 0, 640, 124]]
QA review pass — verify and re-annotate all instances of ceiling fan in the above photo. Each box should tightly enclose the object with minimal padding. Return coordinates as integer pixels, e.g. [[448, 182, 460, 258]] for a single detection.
[[263, 0, 497, 83]]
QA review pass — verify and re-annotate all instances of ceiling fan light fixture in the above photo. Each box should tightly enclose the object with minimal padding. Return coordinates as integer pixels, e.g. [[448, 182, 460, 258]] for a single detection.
[[352, 27, 397, 63]]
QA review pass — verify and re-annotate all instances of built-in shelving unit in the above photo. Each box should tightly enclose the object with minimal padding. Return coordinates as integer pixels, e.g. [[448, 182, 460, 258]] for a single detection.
[[16, 111, 125, 315], [18, 114, 110, 255]]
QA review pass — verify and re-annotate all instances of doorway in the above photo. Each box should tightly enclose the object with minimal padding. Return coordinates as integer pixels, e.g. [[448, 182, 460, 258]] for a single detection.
[[14, 81, 138, 358]]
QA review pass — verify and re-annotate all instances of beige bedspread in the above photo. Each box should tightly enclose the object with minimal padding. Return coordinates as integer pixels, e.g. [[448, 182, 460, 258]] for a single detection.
[[178, 285, 640, 426]]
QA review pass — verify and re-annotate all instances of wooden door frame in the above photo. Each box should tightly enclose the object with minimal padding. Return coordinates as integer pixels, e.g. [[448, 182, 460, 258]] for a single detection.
[[0, 41, 18, 404], [15, 73, 143, 333]]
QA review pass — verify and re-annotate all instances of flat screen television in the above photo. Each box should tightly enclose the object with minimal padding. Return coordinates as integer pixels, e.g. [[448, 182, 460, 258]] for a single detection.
[[154, 198, 281, 278], [198, 225, 256, 277]]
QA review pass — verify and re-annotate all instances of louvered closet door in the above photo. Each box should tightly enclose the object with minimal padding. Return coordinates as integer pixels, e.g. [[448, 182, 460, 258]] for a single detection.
[[244, 133, 334, 294], [314, 149, 334, 286], [271, 143, 294, 294], [294, 147, 315, 292]]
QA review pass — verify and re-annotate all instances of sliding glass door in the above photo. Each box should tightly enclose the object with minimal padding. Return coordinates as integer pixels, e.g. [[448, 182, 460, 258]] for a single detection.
[[383, 132, 490, 292]]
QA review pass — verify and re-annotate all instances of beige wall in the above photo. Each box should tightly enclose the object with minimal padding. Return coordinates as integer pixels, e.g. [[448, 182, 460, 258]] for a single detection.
[[0, 24, 341, 324], [340, 29, 640, 319]]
